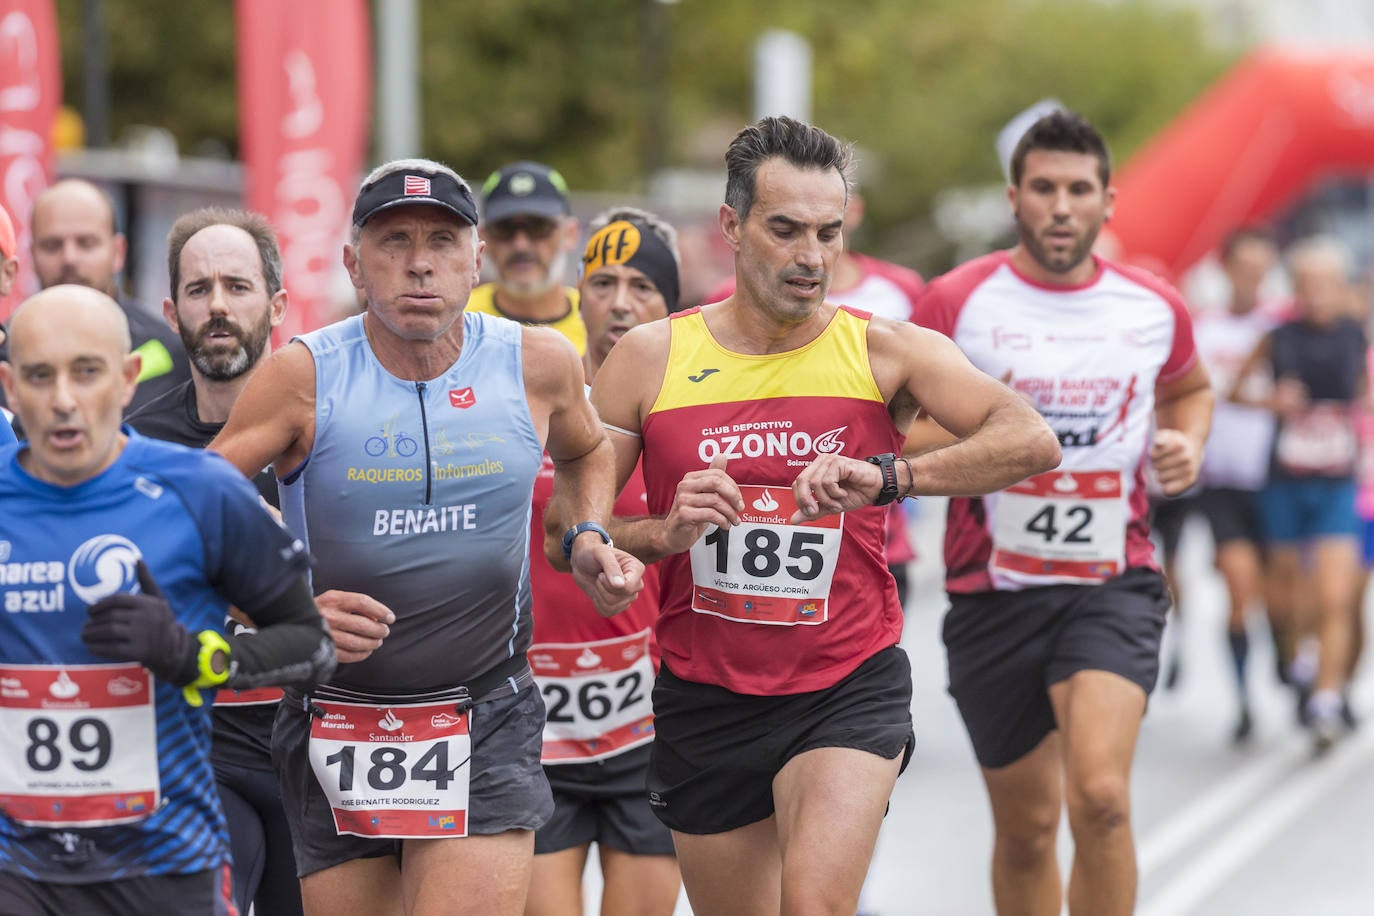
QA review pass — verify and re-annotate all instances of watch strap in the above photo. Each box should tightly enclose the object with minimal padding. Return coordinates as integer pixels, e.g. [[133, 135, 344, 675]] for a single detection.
[[866, 453, 900, 506], [561, 521, 614, 561]]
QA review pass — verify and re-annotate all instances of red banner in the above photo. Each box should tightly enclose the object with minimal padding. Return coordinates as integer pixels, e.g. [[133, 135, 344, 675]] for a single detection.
[[236, 0, 371, 340], [0, 0, 59, 313], [1113, 47, 1374, 278]]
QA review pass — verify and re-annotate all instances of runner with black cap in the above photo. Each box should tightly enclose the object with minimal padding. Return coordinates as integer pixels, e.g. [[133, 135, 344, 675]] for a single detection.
[[210, 157, 645, 916], [468, 160, 586, 354]]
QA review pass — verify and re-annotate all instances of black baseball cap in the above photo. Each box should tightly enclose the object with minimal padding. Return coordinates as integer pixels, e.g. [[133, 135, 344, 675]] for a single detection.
[[481, 161, 571, 224], [352, 168, 479, 228]]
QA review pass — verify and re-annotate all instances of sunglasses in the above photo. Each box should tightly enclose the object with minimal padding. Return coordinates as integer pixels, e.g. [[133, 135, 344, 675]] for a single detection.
[[487, 218, 560, 242]]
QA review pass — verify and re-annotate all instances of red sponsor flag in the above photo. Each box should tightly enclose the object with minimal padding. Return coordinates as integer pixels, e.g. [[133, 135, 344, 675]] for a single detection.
[[403, 174, 430, 196], [236, 0, 371, 340], [0, 0, 59, 314]]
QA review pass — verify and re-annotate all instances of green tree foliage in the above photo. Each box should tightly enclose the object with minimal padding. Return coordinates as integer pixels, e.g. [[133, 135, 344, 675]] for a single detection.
[[55, 0, 1232, 270], [55, 0, 238, 154]]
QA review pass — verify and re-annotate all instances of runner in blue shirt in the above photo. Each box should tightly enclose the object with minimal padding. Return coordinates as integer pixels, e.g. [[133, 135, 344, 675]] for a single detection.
[[0, 284, 335, 916]]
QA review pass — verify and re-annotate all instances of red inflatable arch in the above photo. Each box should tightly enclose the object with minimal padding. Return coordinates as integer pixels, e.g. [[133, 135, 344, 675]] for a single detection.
[[1111, 47, 1374, 278]]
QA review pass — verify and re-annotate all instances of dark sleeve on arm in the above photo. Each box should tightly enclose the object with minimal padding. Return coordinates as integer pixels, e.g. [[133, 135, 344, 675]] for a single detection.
[[190, 452, 336, 690], [224, 576, 336, 691]]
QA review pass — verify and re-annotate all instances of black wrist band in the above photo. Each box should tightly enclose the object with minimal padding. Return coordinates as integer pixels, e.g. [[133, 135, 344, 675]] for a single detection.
[[865, 453, 901, 506]]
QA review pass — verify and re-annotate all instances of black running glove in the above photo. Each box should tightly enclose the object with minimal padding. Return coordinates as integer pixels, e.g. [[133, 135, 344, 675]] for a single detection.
[[82, 560, 199, 688]]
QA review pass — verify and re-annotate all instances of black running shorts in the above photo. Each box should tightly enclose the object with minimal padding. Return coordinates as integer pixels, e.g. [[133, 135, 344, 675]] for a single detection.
[[943, 567, 1170, 769], [1197, 487, 1264, 547], [0, 866, 235, 916], [646, 645, 914, 836], [536, 744, 674, 856]]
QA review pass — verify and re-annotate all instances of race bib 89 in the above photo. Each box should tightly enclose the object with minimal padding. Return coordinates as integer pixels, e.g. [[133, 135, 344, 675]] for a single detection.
[[0, 664, 159, 827]]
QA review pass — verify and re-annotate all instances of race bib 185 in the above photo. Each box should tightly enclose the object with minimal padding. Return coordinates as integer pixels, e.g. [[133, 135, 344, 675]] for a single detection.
[[689, 485, 842, 626]]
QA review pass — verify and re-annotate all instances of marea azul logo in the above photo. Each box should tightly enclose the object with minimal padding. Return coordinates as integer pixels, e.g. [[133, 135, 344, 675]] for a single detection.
[[68, 535, 141, 605], [378, 709, 404, 731]]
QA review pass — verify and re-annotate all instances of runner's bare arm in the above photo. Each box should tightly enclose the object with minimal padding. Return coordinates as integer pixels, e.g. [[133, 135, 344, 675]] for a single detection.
[[209, 341, 316, 479], [791, 322, 1058, 521], [881, 322, 1060, 497], [1225, 333, 1273, 408], [587, 322, 745, 563], [902, 416, 960, 457], [1152, 359, 1213, 496], [533, 328, 645, 614]]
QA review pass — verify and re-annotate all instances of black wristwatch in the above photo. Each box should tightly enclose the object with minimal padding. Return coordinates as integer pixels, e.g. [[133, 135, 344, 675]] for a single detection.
[[561, 521, 614, 561], [866, 453, 901, 506]]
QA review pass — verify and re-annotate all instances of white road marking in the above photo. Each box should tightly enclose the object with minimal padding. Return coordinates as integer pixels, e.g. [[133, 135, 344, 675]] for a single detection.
[[1137, 727, 1374, 916]]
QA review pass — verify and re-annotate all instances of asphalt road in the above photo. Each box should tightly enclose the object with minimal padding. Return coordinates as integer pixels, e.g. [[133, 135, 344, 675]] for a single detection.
[[586, 502, 1374, 915]]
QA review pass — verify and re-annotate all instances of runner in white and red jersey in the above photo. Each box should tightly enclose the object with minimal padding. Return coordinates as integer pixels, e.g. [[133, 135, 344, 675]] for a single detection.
[[912, 110, 1212, 916], [526, 207, 683, 916], [575, 116, 1059, 916]]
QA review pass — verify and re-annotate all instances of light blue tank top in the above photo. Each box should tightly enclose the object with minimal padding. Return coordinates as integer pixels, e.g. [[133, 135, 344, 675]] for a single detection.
[[281, 312, 542, 693]]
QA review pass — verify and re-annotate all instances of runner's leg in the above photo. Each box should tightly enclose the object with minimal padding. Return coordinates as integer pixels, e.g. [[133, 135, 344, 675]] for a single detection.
[[217, 776, 265, 916], [300, 856, 403, 916], [1049, 670, 1146, 916], [672, 819, 781, 916], [402, 831, 535, 916], [525, 844, 590, 916], [772, 746, 901, 916], [598, 847, 681, 916], [980, 732, 1064, 916]]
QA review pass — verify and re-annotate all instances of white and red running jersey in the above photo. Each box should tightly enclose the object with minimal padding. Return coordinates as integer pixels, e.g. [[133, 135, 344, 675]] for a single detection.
[[914, 251, 1198, 593]]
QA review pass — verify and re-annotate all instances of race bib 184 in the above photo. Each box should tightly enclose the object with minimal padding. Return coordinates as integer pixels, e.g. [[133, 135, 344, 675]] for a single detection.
[[308, 700, 470, 839], [0, 664, 160, 828], [689, 485, 842, 626]]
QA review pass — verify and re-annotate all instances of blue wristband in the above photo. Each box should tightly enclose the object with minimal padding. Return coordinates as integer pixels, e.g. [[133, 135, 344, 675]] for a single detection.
[[562, 521, 614, 561]]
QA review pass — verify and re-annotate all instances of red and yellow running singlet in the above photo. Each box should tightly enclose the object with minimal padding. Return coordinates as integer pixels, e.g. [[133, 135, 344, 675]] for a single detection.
[[641, 305, 905, 696]]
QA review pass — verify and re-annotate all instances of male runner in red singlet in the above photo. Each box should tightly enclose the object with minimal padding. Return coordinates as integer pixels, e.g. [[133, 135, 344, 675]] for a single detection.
[[572, 116, 1061, 916]]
